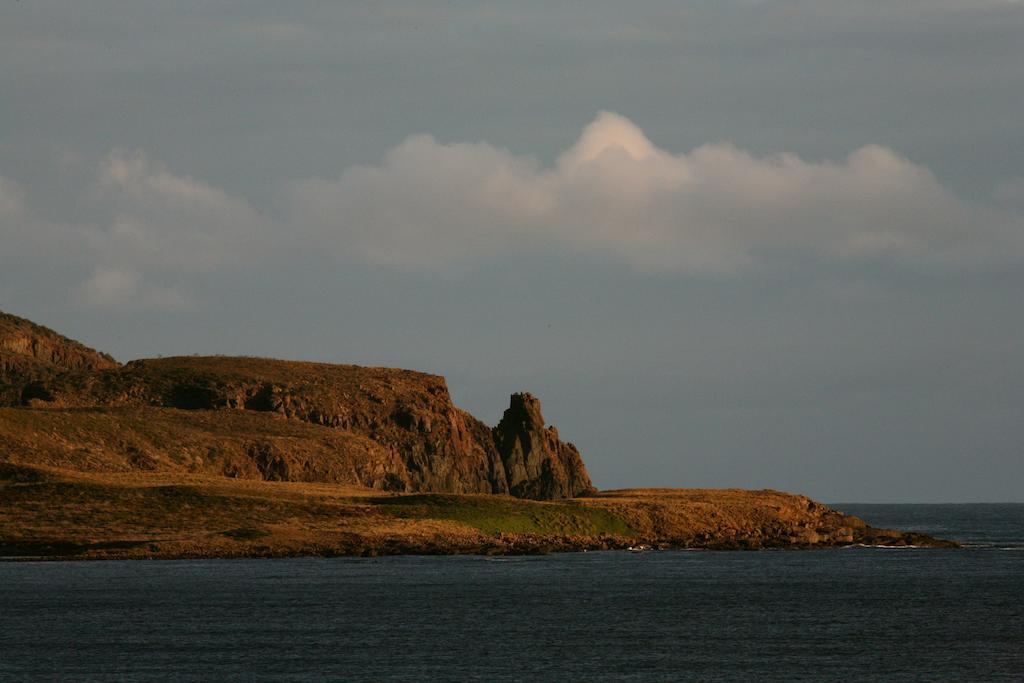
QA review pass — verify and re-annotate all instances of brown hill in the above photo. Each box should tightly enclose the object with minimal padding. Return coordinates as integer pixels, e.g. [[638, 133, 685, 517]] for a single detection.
[[0, 312, 594, 499], [0, 310, 118, 405], [0, 406, 408, 488]]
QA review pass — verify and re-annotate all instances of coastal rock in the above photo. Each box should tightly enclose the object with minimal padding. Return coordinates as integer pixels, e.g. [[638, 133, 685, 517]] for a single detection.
[[9, 356, 512, 494], [493, 393, 596, 499], [0, 311, 118, 405], [1, 312, 591, 500]]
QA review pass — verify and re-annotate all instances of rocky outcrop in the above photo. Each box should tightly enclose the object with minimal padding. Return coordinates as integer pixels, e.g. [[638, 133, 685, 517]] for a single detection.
[[576, 488, 960, 550], [494, 393, 596, 499], [1, 315, 594, 499], [0, 311, 118, 405], [33, 356, 512, 495]]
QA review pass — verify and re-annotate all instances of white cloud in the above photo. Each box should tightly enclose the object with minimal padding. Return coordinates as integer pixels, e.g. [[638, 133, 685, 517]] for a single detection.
[[286, 135, 554, 267], [3, 113, 1023, 314], [287, 111, 1024, 272]]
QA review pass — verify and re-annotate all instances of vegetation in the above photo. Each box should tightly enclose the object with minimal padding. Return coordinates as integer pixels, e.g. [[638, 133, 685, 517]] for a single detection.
[[0, 464, 638, 559], [373, 493, 634, 536]]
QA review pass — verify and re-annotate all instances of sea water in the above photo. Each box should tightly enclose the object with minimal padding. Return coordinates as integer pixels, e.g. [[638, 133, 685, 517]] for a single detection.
[[1, 504, 1022, 681]]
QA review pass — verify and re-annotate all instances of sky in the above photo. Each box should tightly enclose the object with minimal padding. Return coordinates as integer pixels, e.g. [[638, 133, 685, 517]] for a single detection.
[[2, 0, 1022, 502]]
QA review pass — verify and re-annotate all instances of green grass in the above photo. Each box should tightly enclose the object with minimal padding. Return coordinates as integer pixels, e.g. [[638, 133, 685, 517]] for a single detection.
[[372, 493, 634, 536]]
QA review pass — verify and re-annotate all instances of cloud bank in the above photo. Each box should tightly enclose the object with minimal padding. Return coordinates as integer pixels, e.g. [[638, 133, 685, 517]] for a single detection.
[[3, 112, 1023, 312], [1, 153, 270, 312], [289, 112, 1023, 272]]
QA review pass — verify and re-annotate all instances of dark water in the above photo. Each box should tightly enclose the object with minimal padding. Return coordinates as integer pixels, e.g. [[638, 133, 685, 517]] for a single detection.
[[2, 505, 1022, 681], [840, 502, 1024, 549]]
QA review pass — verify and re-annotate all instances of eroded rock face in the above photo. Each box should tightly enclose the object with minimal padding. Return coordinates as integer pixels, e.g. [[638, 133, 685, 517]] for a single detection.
[[494, 393, 596, 499], [11, 348, 594, 498], [1, 309, 595, 499], [0, 405, 413, 490], [33, 356, 511, 494], [0, 311, 118, 405]]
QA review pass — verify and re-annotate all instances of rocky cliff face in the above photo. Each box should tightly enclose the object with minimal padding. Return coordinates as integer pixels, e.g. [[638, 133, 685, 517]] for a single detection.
[[0, 406, 412, 490], [0, 311, 118, 405], [33, 356, 510, 495], [494, 393, 596, 499], [0, 311, 594, 499]]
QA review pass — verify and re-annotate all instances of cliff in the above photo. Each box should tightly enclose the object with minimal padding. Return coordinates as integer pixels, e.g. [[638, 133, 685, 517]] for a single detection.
[[495, 393, 595, 499], [0, 311, 118, 405], [0, 311, 594, 499]]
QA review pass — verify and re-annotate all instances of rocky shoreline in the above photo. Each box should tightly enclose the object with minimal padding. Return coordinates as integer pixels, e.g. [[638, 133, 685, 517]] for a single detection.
[[0, 532, 959, 563]]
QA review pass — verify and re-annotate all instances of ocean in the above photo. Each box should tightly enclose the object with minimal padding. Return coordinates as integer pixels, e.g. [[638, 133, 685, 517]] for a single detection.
[[1, 504, 1022, 681]]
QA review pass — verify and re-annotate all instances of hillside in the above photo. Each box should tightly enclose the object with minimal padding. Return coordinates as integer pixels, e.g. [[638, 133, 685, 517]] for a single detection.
[[0, 309, 955, 558], [0, 406, 408, 488], [0, 310, 594, 499], [5, 352, 594, 498], [0, 311, 118, 405]]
